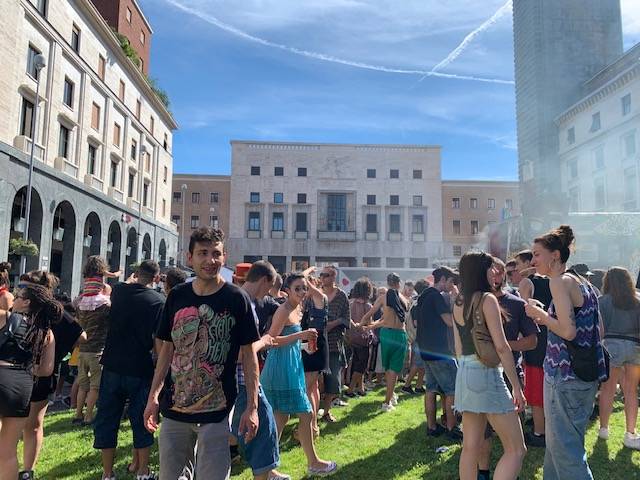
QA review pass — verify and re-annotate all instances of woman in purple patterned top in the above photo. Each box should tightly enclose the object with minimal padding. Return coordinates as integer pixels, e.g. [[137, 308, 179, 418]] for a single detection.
[[524, 225, 606, 480]]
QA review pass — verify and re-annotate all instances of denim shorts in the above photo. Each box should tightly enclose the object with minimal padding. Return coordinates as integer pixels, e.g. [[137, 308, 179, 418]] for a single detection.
[[93, 369, 153, 449], [424, 359, 457, 396], [604, 338, 640, 367], [454, 355, 514, 414], [231, 385, 280, 475]]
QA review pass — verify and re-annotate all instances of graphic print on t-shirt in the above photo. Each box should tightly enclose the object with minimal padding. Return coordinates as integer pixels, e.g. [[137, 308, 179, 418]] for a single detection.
[[170, 304, 236, 414]]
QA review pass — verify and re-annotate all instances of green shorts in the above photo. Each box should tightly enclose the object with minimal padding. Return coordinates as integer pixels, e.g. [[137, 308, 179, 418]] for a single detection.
[[379, 328, 408, 374]]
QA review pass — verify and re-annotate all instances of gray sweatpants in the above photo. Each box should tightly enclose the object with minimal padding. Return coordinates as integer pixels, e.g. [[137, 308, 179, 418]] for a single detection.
[[159, 416, 230, 480]]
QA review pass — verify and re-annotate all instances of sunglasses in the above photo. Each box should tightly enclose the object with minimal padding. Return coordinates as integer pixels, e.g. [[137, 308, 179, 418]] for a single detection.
[[319, 272, 334, 278]]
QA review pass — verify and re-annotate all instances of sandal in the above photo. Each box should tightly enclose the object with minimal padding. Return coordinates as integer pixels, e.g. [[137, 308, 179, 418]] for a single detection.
[[307, 461, 338, 477], [322, 412, 337, 423]]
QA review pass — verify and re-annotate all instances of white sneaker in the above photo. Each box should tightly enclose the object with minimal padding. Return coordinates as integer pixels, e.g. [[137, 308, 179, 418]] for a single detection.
[[623, 432, 640, 450], [390, 393, 398, 406], [598, 427, 609, 440], [380, 402, 395, 412]]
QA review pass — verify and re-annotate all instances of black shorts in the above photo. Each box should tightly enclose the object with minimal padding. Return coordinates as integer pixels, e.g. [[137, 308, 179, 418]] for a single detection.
[[30, 374, 57, 403], [351, 346, 370, 374], [0, 366, 34, 417]]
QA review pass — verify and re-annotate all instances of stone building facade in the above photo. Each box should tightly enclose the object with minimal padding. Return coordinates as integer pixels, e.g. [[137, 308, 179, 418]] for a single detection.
[[226, 140, 444, 273], [0, 0, 177, 295], [170, 174, 231, 266]]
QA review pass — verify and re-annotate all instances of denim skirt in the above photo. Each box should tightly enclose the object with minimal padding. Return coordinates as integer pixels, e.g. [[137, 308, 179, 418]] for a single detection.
[[454, 354, 515, 414]]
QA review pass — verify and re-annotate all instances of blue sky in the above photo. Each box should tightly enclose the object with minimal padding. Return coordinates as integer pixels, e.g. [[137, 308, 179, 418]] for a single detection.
[[140, 0, 640, 180]]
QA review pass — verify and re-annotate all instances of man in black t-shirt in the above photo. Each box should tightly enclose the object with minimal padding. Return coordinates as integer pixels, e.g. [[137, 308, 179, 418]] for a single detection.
[[144, 227, 260, 480], [93, 260, 165, 480]]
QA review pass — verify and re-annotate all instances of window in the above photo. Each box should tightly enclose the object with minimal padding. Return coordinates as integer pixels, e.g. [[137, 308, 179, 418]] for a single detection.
[[143, 183, 149, 206], [297, 193, 307, 204], [163, 133, 169, 150], [413, 169, 422, 179], [191, 192, 200, 204], [27, 45, 42, 80], [363, 257, 381, 268], [140, 31, 146, 45], [110, 160, 118, 187], [471, 220, 479, 235], [98, 55, 105, 80], [163, 166, 168, 184], [594, 177, 606, 210], [410, 258, 429, 268], [297, 167, 307, 177], [113, 123, 121, 146], [366, 214, 377, 233], [130, 139, 137, 160], [58, 125, 70, 158], [249, 212, 260, 231], [412, 195, 422, 206], [139, 58, 144, 72], [273, 192, 283, 204], [327, 193, 347, 232], [128, 172, 135, 197], [295, 212, 307, 231], [387, 258, 404, 268], [569, 186, 580, 212], [63, 77, 74, 107], [412, 215, 424, 234], [91, 103, 101, 131], [144, 151, 151, 172], [453, 246, 462, 257], [470, 198, 478, 209], [624, 167, 637, 210], [274, 166, 284, 176], [251, 166, 260, 175], [250, 192, 260, 203], [452, 198, 460, 209], [210, 215, 219, 228], [71, 24, 80, 52], [272, 212, 284, 231], [119, 80, 125, 101], [390, 169, 399, 179], [20, 97, 34, 138], [366, 194, 376, 205], [126, 6, 132, 22], [389, 214, 401, 233], [210, 192, 219, 203], [367, 169, 376, 178], [390, 195, 399, 206], [590, 112, 601, 132], [135, 100, 141, 119], [172, 191, 182, 202], [150, 116, 155, 135], [190, 216, 199, 229], [505, 199, 513, 210], [87, 144, 97, 175], [36, 0, 47, 16], [162, 199, 166, 217], [569, 158, 578, 179], [172, 214, 180, 225], [594, 145, 605, 170], [567, 127, 575, 145], [622, 94, 631, 116], [453, 220, 461, 235], [488, 198, 495, 209], [624, 132, 636, 158]]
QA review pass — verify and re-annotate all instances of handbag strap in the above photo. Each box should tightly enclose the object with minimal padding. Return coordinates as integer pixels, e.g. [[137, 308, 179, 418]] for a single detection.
[[465, 292, 486, 327]]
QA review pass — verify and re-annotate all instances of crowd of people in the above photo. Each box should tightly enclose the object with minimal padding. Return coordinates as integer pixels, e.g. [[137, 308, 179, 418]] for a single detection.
[[0, 223, 637, 480]]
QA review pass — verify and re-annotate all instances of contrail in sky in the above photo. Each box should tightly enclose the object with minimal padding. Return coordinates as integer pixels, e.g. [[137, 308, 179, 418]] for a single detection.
[[165, 0, 514, 85]]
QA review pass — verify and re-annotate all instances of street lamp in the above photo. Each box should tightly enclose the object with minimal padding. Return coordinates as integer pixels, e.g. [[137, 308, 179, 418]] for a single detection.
[[180, 183, 187, 266], [21, 53, 46, 275]]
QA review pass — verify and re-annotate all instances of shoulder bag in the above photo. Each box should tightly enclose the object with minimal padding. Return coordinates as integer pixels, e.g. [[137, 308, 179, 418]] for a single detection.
[[469, 293, 501, 368]]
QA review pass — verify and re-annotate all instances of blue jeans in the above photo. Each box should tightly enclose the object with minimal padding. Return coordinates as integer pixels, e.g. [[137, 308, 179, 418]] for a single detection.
[[231, 385, 280, 475], [93, 369, 153, 449], [543, 372, 598, 480]]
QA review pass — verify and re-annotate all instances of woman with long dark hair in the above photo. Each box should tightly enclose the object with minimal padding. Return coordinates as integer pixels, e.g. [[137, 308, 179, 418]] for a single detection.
[[452, 252, 526, 480], [597, 267, 640, 449], [0, 284, 60, 480], [346, 278, 373, 397], [524, 225, 607, 479]]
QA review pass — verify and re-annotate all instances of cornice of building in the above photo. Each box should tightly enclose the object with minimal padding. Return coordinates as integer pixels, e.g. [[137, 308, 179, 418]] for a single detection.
[[230, 140, 441, 151], [173, 173, 231, 181], [441, 180, 519, 187]]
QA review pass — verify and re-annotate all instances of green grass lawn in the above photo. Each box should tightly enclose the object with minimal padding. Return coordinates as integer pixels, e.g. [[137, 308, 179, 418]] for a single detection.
[[28, 386, 640, 479]]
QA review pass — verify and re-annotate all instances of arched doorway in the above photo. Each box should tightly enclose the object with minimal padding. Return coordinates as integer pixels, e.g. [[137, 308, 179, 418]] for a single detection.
[[8, 187, 44, 278], [142, 233, 152, 260], [81, 212, 102, 274], [50, 201, 76, 294], [106, 221, 122, 284], [125, 227, 138, 277], [158, 239, 167, 268]]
